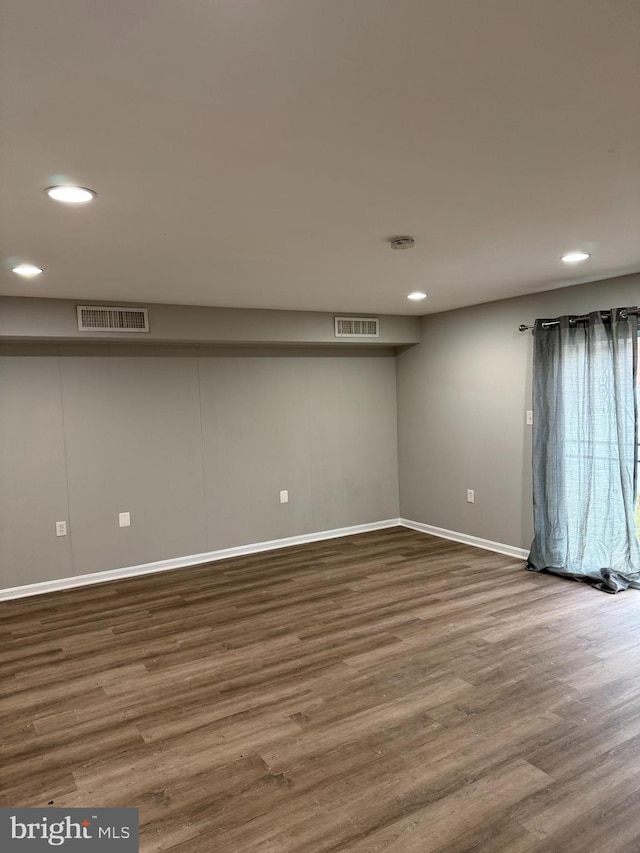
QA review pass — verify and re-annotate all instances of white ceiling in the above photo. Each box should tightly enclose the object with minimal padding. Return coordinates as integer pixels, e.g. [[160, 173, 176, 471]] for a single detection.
[[1, 0, 639, 316]]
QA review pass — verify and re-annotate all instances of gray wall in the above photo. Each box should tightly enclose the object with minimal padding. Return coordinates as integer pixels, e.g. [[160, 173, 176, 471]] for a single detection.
[[3, 271, 638, 591], [0, 345, 399, 588], [396, 272, 640, 550]]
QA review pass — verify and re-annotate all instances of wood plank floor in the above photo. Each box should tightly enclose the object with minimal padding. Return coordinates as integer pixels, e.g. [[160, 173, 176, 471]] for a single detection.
[[3, 527, 640, 852]]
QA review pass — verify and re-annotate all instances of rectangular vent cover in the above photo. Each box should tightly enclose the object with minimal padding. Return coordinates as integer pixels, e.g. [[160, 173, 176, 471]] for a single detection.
[[334, 316, 379, 338], [77, 306, 150, 333]]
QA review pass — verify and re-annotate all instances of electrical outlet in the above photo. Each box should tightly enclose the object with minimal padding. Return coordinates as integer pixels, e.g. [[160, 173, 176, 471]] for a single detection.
[[279, 490, 289, 504], [466, 489, 475, 504], [526, 410, 533, 425], [56, 521, 67, 537], [119, 511, 131, 528]]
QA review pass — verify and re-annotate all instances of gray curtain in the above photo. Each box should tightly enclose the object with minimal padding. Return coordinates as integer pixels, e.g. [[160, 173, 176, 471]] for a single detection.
[[528, 308, 640, 592]]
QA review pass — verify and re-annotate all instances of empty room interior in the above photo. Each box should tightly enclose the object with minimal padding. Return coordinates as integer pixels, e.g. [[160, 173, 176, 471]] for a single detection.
[[2, 1, 640, 851]]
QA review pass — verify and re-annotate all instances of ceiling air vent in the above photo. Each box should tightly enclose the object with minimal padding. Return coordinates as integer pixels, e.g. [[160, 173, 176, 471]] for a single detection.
[[334, 316, 379, 338], [77, 306, 150, 333]]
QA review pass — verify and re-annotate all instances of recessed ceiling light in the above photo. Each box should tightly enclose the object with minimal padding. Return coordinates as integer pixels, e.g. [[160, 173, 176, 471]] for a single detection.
[[408, 291, 427, 301], [561, 251, 590, 264], [12, 263, 43, 278], [46, 185, 96, 204]]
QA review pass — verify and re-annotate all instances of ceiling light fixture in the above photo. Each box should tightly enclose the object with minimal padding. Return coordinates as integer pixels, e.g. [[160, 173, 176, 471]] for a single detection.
[[12, 263, 43, 278], [408, 291, 427, 301], [561, 251, 590, 264], [46, 185, 96, 204], [390, 237, 415, 250]]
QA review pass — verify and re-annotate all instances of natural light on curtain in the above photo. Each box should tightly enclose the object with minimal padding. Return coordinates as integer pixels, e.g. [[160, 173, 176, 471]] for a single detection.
[[527, 307, 640, 592]]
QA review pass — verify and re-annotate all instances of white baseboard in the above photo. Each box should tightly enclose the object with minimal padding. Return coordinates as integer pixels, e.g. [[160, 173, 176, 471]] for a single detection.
[[0, 518, 402, 602], [400, 518, 529, 560], [0, 517, 527, 602]]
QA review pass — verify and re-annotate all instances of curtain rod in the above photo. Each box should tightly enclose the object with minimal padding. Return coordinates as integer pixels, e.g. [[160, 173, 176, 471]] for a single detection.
[[518, 308, 639, 332]]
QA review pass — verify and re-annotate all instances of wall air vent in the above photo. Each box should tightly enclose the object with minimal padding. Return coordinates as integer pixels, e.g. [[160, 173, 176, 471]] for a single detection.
[[334, 316, 379, 338], [77, 306, 150, 333]]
